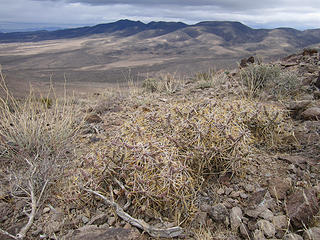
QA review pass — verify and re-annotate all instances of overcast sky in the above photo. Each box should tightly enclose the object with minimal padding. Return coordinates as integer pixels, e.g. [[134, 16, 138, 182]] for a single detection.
[[1, 0, 320, 32]]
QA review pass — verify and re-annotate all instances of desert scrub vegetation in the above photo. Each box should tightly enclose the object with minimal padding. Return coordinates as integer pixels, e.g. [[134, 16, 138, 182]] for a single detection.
[[82, 97, 295, 227], [194, 70, 230, 93], [142, 73, 184, 93], [239, 63, 301, 99], [0, 70, 82, 239]]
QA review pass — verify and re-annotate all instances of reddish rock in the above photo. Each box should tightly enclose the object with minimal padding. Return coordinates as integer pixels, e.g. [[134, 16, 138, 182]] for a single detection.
[[287, 188, 319, 228], [268, 177, 291, 200], [239, 56, 255, 68]]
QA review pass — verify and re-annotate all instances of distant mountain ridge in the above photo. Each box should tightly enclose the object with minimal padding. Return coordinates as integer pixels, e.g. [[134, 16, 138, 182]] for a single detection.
[[0, 20, 187, 43], [1, 19, 320, 49]]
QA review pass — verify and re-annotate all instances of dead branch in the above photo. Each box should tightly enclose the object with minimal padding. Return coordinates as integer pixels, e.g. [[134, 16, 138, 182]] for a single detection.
[[82, 187, 184, 238], [17, 178, 37, 239], [1, 166, 49, 239]]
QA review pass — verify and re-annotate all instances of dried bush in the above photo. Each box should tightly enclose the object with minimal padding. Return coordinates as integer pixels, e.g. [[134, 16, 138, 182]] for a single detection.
[[239, 63, 301, 99], [196, 71, 229, 91], [142, 78, 158, 93], [158, 73, 182, 93], [142, 74, 183, 93], [194, 68, 215, 81], [240, 63, 281, 98], [99, 98, 294, 224], [0, 71, 81, 238], [267, 70, 301, 99]]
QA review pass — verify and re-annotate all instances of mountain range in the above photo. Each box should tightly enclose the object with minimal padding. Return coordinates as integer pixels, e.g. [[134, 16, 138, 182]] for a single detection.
[[0, 19, 320, 96], [1, 19, 320, 48]]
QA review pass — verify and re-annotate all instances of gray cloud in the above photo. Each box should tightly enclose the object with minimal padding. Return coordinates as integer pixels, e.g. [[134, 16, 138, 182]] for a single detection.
[[43, 0, 319, 10], [1, 0, 320, 31]]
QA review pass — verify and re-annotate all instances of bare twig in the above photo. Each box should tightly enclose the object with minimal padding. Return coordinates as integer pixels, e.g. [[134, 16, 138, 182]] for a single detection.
[[37, 179, 49, 206], [82, 187, 184, 238], [17, 170, 37, 239], [113, 177, 131, 210]]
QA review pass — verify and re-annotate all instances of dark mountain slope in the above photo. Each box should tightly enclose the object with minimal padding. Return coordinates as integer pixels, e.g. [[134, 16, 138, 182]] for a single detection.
[[1, 19, 320, 49]]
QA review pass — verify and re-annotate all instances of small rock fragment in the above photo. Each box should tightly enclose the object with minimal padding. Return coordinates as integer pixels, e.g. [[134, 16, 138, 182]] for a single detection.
[[272, 215, 288, 238], [230, 207, 243, 231], [244, 184, 255, 192], [257, 220, 275, 238], [87, 213, 109, 226], [200, 203, 212, 212], [259, 209, 274, 221], [303, 227, 320, 240], [82, 216, 89, 224], [253, 229, 266, 240], [268, 177, 291, 200], [272, 215, 288, 230], [301, 107, 320, 120], [245, 204, 268, 218], [43, 207, 51, 214], [108, 217, 116, 226], [217, 188, 225, 195], [209, 203, 229, 223], [85, 113, 103, 123], [287, 188, 319, 228], [230, 191, 240, 198], [240, 192, 248, 199], [283, 233, 303, 240], [225, 188, 233, 195]]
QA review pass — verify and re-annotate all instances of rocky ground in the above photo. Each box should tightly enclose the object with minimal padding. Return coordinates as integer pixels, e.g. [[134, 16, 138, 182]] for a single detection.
[[0, 49, 319, 240]]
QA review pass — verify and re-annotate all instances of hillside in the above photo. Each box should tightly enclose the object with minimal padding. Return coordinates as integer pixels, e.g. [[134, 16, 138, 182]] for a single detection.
[[0, 49, 319, 240]]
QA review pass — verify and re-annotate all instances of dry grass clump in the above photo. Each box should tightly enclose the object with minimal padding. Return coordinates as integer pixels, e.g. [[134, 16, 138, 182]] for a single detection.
[[268, 70, 301, 99], [0, 71, 81, 238], [142, 73, 184, 93], [99, 97, 294, 224], [239, 63, 281, 98], [195, 71, 230, 92], [239, 63, 301, 99]]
